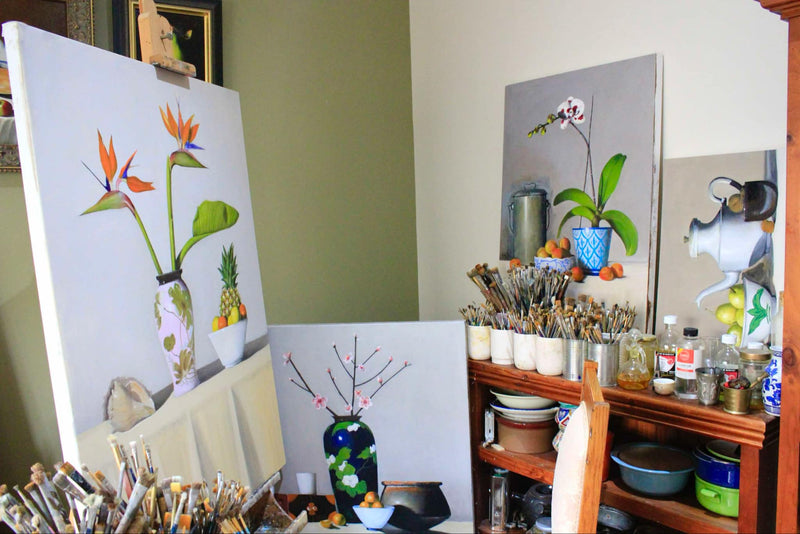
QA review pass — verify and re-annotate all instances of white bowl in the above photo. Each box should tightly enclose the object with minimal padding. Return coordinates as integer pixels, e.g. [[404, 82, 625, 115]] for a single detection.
[[352, 505, 395, 530], [653, 378, 675, 396], [208, 318, 247, 367], [490, 403, 559, 422], [490, 389, 557, 409]]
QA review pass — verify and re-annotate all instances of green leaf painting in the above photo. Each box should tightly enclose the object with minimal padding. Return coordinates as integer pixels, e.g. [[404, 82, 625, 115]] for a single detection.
[[747, 288, 771, 335]]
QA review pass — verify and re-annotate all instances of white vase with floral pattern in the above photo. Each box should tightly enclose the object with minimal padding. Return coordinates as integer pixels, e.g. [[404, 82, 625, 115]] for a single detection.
[[154, 270, 198, 396]]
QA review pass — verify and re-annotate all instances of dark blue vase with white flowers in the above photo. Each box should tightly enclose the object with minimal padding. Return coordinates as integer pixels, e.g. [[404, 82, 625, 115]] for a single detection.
[[323, 415, 377, 522], [283, 335, 411, 522]]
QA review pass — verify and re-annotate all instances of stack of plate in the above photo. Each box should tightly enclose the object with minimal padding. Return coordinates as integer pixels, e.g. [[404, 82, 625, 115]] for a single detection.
[[490, 389, 558, 422]]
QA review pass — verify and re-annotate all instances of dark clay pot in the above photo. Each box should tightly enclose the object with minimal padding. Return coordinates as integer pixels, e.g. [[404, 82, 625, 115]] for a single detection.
[[380, 481, 451, 531]]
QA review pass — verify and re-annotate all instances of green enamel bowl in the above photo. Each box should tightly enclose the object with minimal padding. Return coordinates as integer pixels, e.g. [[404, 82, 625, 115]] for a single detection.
[[695, 475, 739, 517]]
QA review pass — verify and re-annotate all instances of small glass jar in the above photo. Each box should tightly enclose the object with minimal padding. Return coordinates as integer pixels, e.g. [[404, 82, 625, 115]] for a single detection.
[[739, 346, 770, 409]]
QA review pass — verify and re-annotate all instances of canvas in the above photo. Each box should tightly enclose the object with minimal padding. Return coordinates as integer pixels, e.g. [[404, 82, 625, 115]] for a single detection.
[[500, 55, 662, 330], [657, 150, 781, 346], [4, 22, 270, 462], [268, 321, 473, 522]]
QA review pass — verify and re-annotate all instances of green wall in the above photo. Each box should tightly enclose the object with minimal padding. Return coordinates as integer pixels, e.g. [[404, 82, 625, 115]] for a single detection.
[[0, 0, 417, 484]]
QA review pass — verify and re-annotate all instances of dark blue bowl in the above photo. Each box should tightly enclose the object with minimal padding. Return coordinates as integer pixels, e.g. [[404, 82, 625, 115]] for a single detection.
[[693, 446, 739, 489]]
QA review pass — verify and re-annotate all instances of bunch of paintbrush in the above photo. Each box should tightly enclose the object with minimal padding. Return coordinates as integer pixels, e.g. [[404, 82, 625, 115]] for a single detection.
[[466, 264, 514, 312], [458, 303, 490, 326]]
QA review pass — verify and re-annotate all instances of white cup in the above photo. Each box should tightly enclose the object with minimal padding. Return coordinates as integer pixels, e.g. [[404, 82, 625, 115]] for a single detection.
[[296, 472, 316, 495]]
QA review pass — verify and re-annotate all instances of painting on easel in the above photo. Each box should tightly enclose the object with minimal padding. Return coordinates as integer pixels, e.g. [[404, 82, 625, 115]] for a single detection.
[[112, 0, 223, 85], [3, 22, 271, 469]]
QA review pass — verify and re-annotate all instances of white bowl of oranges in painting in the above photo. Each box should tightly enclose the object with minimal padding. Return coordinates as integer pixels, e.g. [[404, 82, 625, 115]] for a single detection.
[[209, 244, 248, 368], [351, 491, 394, 530]]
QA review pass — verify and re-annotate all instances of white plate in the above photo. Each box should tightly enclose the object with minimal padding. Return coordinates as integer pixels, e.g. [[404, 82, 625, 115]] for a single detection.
[[490, 389, 556, 409], [490, 402, 559, 422]]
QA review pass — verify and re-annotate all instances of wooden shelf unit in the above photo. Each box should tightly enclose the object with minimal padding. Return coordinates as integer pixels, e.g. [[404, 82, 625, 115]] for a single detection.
[[468, 359, 779, 533]]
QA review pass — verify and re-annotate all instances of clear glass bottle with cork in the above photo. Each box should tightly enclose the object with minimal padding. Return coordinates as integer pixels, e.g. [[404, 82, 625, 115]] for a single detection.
[[675, 327, 704, 399], [656, 315, 679, 379]]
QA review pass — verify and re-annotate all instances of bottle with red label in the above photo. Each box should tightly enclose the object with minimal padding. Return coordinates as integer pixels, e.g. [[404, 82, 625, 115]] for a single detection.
[[655, 315, 679, 379], [675, 327, 705, 399], [715, 333, 740, 385]]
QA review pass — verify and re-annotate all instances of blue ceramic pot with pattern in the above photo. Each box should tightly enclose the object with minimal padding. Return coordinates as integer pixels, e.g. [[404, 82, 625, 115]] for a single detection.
[[762, 348, 782, 416], [323, 415, 378, 522], [572, 227, 612, 275]]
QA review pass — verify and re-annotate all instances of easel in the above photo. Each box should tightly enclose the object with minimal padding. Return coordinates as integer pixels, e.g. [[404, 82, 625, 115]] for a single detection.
[[137, 0, 197, 78]]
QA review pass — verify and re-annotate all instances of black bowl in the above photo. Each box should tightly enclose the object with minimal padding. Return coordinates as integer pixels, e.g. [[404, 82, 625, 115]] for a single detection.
[[380, 481, 451, 531]]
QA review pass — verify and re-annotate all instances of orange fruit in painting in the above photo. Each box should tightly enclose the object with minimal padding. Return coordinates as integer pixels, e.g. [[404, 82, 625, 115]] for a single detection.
[[319, 519, 333, 529], [570, 266, 585, 282], [364, 491, 378, 504], [544, 239, 558, 254], [536, 247, 549, 258], [359, 501, 370, 507], [239, 303, 247, 318], [551, 247, 565, 259], [509, 258, 522, 269], [611, 263, 624, 278], [371, 501, 384, 508], [218, 316, 228, 329], [331, 512, 346, 526], [559, 237, 571, 252], [599, 266, 616, 281]]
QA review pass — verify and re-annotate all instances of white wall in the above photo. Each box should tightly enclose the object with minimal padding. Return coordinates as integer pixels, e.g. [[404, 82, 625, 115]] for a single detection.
[[410, 0, 788, 321]]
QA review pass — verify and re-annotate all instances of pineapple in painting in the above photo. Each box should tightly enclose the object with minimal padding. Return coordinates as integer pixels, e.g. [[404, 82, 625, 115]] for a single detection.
[[212, 243, 247, 331]]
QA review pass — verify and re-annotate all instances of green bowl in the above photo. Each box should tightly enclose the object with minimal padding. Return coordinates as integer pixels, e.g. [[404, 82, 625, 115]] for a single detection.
[[695, 475, 739, 517]]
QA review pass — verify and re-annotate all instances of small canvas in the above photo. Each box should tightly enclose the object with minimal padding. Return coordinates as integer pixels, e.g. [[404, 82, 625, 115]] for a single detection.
[[4, 22, 271, 463]]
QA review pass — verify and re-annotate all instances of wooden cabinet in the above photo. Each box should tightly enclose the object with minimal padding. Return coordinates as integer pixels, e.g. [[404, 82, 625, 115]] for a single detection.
[[467, 359, 779, 533]]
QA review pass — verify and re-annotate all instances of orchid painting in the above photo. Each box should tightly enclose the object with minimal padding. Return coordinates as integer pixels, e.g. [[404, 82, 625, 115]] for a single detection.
[[528, 96, 638, 256]]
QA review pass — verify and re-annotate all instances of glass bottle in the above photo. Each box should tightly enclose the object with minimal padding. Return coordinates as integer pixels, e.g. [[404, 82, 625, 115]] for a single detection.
[[638, 334, 657, 379], [490, 468, 508, 532], [656, 315, 679, 379], [675, 327, 704, 399], [617, 344, 651, 390], [715, 333, 740, 385], [771, 291, 784, 349]]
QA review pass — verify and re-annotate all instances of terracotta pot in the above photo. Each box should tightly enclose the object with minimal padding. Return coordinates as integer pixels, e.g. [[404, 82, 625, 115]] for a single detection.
[[380, 481, 451, 531]]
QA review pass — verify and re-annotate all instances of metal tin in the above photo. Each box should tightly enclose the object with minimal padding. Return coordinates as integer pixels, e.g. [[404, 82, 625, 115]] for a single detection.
[[507, 183, 549, 265], [722, 384, 751, 415], [563, 339, 586, 381], [587, 342, 619, 387]]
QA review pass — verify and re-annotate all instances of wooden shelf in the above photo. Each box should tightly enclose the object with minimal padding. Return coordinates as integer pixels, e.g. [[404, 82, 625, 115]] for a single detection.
[[467, 359, 780, 533], [601, 480, 737, 534], [477, 446, 556, 485], [469, 359, 777, 448]]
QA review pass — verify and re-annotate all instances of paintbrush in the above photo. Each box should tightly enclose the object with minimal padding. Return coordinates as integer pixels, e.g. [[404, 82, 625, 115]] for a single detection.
[[114, 468, 155, 533]]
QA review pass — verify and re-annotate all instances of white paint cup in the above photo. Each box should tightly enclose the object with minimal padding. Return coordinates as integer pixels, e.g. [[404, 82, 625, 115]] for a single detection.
[[512, 332, 537, 370], [466, 325, 491, 360], [490, 328, 514, 365], [296, 472, 316, 495]]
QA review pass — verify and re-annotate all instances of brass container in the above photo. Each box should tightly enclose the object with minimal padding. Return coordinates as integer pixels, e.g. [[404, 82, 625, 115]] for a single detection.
[[722, 384, 752, 415]]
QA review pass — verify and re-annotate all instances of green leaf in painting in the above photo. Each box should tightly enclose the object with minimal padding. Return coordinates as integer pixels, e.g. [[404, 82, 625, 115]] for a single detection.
[[163, 333, 175, 352], [597, 153, 626, 210], [553, 188, 596, 210], [556, 206, 598, 238], [599, 210, 638, 256], [176, 201, 239, 268]]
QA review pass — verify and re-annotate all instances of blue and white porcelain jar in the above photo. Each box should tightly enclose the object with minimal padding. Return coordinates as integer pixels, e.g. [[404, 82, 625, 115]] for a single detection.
[[762, 346, 782, 416]]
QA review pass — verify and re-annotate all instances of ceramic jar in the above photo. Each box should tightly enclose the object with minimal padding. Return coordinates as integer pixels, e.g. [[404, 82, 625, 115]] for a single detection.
[[762, 346, 782, 416], [466, 325, 491, 360], [513, 332, 537, 370], [154, 270, 198, 396], [490, 328, 514, 365], [536, 337, 563, 376]]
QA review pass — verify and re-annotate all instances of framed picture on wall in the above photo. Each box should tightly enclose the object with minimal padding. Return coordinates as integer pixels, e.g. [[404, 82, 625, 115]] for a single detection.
[[1, 0, 95, 172], [112, 0, 222, 86]]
